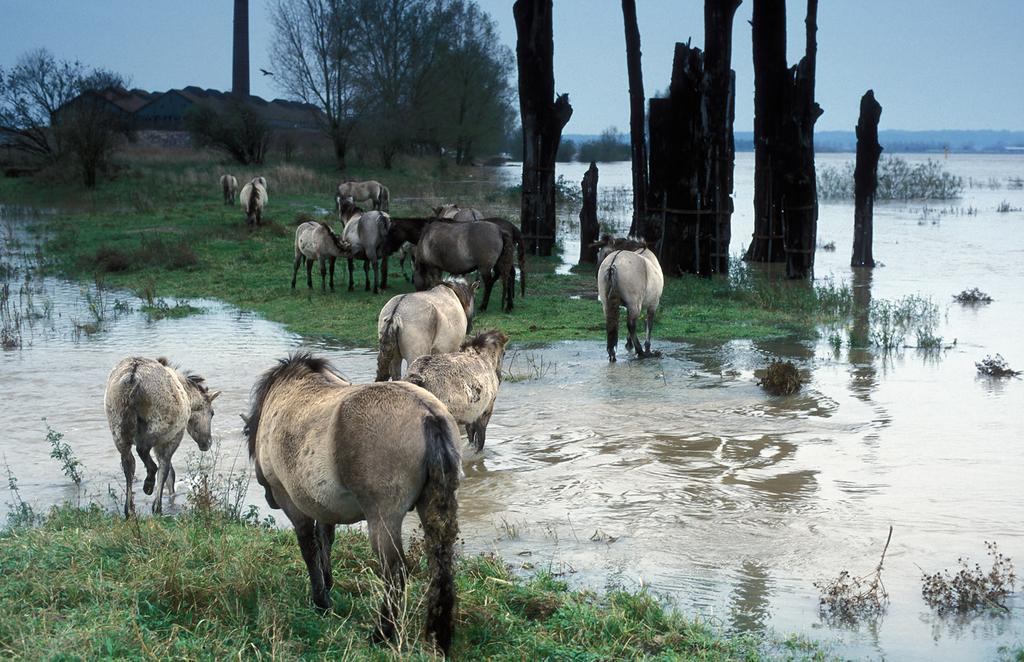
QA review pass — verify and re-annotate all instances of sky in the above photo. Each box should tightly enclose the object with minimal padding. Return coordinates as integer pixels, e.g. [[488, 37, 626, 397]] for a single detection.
[[1, 1, 1021, 135]]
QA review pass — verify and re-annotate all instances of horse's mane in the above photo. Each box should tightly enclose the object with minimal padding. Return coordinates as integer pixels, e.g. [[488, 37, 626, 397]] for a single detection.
[[244, 352, 345, 458], [156, 356, 208, 393], [460, 329, 508, 353], [317, 221, 346, 251], [597, 234, 647, 252], [440, 278, 473, 311]]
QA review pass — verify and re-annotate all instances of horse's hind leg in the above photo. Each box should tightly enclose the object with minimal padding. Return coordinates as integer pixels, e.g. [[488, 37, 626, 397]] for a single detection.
[[306, 257, 314, 290], [347, 257, 355, 291], [291, 255, 302, 289], [644, 306, 656, 355], [604, 300, 619, 362], [317, 522, 336, 593], [136, 444, 157, 495], [626, 308, 643, 358], [119, 445, 136, 518], [380, 255, 389, 290], [480, 271, 497, 311], [363, 259, 371, 292], [329, 257, 336, 291], [319, 257, 327, 292], [368, 512, 407, 645]]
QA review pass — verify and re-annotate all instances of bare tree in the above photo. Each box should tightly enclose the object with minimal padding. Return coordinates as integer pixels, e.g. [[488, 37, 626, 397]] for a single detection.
[[185, 98, 271, 165], [268, 0, 359, 169], [0, 49, 84, 162]]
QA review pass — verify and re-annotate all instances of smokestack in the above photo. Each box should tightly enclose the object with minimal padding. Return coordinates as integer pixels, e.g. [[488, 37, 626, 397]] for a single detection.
[[232, 0, 250, 98]]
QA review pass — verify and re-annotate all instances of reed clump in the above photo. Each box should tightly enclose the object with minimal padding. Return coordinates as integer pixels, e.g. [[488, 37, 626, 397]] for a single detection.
[[756, 361, 803, 395]]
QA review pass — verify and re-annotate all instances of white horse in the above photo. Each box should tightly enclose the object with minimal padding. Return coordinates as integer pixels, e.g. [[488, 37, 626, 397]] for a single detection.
[[336, 180, 389, 212], [219, 174, 238, 205], [104, 357, 220, 516], [376, 279, 478, 381], [595, 236, 664, 362], [240, 176, 268, 226], [292, 221, 350, 291]]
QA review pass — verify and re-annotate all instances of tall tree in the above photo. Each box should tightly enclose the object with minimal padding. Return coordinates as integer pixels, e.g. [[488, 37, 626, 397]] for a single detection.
[[852, 90, 882, 268], [745, 0, 822, 278], [621, 0, 648, 238], [268, 0, 359, 169], [514, 0, 573, 256]]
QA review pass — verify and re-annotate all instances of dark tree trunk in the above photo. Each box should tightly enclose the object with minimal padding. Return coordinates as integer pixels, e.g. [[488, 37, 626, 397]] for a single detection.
[[621, 0, 648, 238], [579, 161, 599, 264], [852, 89, 882, 268], [514, 0, 573, 256], [645, 1, 740, 277], [745, 0, 823, 279], [704, 0, 741, 274]]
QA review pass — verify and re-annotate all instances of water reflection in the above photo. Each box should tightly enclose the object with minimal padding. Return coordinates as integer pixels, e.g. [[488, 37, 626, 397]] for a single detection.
[[728, 560, 774, 635]]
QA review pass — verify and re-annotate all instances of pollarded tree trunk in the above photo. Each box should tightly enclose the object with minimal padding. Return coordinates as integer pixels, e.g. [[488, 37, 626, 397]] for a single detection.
[[514, 0, 573, 256], [745, 0, 822, 279], [579, 161, 599, 264], [852, 89, 882, 268], [704, 0, 742, 274], [621, 0, 648, 238]]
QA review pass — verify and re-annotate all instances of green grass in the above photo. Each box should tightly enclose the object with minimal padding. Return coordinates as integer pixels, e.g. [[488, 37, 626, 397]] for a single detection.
[[1, 153, 853, 347], [0, 504, 814, 661]]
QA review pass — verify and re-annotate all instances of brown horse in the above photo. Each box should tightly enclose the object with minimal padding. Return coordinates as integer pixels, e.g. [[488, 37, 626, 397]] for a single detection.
[[414, 220, 515, 312], [244, 353, 460, 655]]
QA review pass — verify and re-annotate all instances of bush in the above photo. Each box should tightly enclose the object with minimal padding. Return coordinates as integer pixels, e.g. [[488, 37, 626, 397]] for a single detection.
[[185, 98, 271, 165], [817, 155, 963, 201], [922, 542, 1016, 614]]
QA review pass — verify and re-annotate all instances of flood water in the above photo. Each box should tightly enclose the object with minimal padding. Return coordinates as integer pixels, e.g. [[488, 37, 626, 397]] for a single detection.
[[3, 153, 1024, 660]]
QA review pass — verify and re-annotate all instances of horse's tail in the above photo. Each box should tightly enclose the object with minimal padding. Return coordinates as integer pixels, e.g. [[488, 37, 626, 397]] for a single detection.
[[604, 262, 621, 335], [419, 413, 460, 657], [375, 311, 402, 382], [380, 185, 390, 212], [111, 364, 143, 451]]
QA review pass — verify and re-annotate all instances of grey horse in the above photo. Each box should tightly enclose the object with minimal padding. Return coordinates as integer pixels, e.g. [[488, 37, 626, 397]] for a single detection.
[[239, 176, 268, 226], [219, 174, 238, 205], [433, 204, 526, 297], [595, 235, 664, 362], [104, 357, 220, 517], [406, 330, 509, 452], [336, 180, 389, 212], [340, 202, 391, 293], [243, 353, 459, 655], [376, 278, 478, 381], [292, 221, 350, 291]]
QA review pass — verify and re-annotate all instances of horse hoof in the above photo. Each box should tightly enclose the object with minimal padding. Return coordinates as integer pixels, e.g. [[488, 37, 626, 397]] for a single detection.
[[371, 624, 396, 646], [609, 355, 617, 363], [313, 598, 333, 615], [143, 477, 155, 495]]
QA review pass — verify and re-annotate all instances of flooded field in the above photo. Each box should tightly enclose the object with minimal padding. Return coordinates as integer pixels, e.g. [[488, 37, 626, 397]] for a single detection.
[[3, 152, 1024, 660]]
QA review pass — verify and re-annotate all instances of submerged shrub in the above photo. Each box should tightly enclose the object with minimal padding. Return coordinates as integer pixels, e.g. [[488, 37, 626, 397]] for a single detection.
[[815, 527, 892, 624], [756, 361, 802, 395], [817, 155, 963, 201], [953, 288, 993, 304], [922, 542, 1016, 614], [975, 354, 1020, 378]]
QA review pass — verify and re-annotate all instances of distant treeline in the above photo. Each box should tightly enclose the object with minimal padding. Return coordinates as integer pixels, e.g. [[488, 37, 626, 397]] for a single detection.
[[507, 127, 630, 163], [541, 129, 1024, 157]]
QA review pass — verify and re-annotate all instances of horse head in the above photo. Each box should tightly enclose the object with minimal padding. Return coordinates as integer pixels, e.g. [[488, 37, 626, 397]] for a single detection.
[[184, 375, 220, 451]]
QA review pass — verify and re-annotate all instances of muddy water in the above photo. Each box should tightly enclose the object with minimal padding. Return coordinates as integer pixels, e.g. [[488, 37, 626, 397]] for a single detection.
[[3, 153, 1024, 660]]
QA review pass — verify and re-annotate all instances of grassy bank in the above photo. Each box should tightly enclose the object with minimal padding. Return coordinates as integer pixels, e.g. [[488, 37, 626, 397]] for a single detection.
[[0, 152, 852, 347], [0, 504, 821, 660]]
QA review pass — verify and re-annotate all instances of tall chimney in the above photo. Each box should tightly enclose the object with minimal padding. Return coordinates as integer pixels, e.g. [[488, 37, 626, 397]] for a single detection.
[[232, 0, 250, 98]]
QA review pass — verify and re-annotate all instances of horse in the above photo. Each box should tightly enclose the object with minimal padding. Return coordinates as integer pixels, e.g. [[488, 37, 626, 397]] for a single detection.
[[336, 180, 389, 212], [380, 215, 444, 286], [414, 220, 515, 312], [104, 356, 220, 517], [432, 205, 526, 297], [240, 177, 268, 226], [595, 235, 664, 362], [340, 202, 391, 294], [406, 330, 509, 452], [219, 174, 238, 205], [376, 278, 479, 381], [243, 353, 460, 655], [291, 221, 350, 291]]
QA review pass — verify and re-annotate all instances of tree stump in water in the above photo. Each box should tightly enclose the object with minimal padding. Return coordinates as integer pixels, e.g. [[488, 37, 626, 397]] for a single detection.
[[579, 162, 599, 264], [514, 0, 573, 257], [852, 90, 882, 268], [745, 0, 823, 279]]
